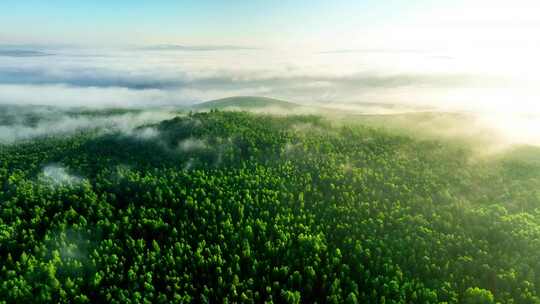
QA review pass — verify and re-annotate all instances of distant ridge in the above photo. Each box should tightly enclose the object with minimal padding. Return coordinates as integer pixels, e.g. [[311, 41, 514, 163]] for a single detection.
[[192, 96, 301, 111], [0, 49, 52, 57], [141, 45, 258, 51]]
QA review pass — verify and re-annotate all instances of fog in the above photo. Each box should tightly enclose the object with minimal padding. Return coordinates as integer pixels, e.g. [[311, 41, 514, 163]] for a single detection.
[[0, 107, 175, 143], [178, 138, 208, 152], [40, 164, 82, 186], [1, 45, 528, 109], [0, 45, 539, 147]]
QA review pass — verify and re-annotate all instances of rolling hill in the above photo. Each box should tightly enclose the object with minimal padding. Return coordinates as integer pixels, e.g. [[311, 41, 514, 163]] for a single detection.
[[191, 96, 301, 111]]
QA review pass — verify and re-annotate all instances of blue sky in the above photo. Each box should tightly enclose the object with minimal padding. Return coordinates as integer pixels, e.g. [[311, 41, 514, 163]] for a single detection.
[[0, 0, 434, 47], [0, 0, 538, 50]]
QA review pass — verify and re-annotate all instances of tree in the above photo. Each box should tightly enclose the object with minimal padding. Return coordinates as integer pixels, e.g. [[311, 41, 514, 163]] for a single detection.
[[463, 287, 494, 304]]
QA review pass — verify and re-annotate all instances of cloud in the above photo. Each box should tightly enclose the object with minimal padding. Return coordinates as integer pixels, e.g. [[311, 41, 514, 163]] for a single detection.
[[0, 66, 184, 90], [0, 45, 54, 57], [0, 49, 52, 57], [139, 45, 260, 51], [0, 108, 176, 143], [0, 56, 487, 91], [178, 138, 208, 152], [0, 46, 531, 116], [130, 127, 160, 140], [0, 84, 272, 108], [320, 49, 428, 54], [40, 164, 82, 186]]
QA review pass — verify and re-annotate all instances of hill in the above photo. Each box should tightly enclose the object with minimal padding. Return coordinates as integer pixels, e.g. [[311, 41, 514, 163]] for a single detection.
[[192, 96, 301, 111]]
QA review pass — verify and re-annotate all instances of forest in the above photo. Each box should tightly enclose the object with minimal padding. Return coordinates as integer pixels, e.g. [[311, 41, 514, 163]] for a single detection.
[[1, 107, 540, 303]]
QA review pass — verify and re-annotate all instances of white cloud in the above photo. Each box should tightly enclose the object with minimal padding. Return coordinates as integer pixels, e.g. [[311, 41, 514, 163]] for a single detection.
[[41, 164, 82, 186], [0, 46, 538, 127], [0, 109, 176, 143], [178, 138, 208, 152]]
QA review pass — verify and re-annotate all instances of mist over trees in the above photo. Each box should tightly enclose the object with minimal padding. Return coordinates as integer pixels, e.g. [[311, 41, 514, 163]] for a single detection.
[[1, 109, 540, 303]]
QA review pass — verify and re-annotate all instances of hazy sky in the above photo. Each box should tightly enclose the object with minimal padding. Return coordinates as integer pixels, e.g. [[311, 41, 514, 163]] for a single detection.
[[1, 0, 411, 47], [0, 1, 538, 114], [1, 0, 538, 51]]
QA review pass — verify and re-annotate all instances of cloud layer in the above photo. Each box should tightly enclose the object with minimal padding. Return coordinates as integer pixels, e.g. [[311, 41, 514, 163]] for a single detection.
[[0, 49, 52, 57], [0, 45, 522, 111]]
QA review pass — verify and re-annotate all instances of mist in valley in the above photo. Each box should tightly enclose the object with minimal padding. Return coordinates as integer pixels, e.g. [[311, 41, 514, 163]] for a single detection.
[[1, 44, 539, 152]]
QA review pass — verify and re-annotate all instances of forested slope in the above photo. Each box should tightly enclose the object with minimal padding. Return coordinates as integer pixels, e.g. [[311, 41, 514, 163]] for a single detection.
[[1, 111, 540, 303]]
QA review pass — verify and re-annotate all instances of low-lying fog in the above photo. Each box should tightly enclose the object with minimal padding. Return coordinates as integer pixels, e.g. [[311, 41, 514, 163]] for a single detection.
[[0, 105, 176, 144], [0, 45, 539, 147]]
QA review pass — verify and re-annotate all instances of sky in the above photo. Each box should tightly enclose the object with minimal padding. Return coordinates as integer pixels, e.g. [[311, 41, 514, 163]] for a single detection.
[[0, 0, 537, 50], [0, 0, 538, 114], [0, 1, 408, 47]]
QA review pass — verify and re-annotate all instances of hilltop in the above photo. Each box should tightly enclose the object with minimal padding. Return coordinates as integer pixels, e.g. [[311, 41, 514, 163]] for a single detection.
[[191, 96, 301, 111]]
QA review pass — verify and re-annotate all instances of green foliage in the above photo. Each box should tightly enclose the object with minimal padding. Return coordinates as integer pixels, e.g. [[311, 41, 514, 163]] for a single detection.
[[463, 287, 495, 304], [1, 110, 540, 303]]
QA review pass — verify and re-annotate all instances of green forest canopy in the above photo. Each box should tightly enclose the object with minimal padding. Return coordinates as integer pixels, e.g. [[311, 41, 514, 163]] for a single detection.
[[1, 110, 540, 303]]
